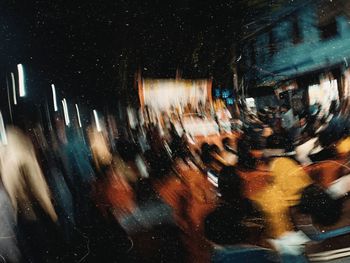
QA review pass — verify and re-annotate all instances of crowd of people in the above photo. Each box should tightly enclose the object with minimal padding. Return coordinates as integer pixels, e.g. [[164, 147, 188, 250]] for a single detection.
[[0, 99, 350, 263]]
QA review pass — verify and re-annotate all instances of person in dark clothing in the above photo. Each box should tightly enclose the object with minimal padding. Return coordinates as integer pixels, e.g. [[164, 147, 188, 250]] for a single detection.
[[309, 116, 350, 162], [293, 184, 350, 262], [298, 184, 343, 227], [266, 125, 294, 151], [236, 134, 260, 170], [205, 166, 265, 246]]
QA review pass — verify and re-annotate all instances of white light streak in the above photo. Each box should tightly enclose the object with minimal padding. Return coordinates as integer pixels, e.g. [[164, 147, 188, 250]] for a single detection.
[[51, 84, 58, 112], [0, 111, 8, 145], [17, 64, 25, 97], [93, 109, 101, 132], [11, 73, 17, 105], [62, 98, 70, 126], [75, 104, 82, 128]]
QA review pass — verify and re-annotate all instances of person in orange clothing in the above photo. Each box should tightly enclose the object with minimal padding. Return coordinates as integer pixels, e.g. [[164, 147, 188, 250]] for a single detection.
[[156, 157, 217, 263]]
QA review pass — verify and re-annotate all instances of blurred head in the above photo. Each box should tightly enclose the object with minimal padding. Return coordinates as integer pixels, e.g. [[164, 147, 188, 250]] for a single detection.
[[236, 134, 258, 169], [280, 104, 289, 113], [88, 125, 112, 171], [200, 143, 220, 164], [144, 149, 172, 180], [116, 138, 138, 162], [218, 166, 243, 202], [222, 137, 233, 152], [299, 184, 342, 226]]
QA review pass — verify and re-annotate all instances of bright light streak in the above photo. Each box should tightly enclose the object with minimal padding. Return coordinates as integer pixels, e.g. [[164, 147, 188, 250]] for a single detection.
[[0, 111, 8, 145], [62, 98, 70, 126], [51, 84, 58, 112], [207, 171, 218, 187], [93, 109, 101, 132], [11, 73, 17, 105], [17, 64, 25, 97], [75, 104, 82, 128]]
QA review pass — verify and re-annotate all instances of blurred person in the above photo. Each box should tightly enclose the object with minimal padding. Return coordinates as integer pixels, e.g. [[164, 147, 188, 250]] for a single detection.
[[266, 123, 294, 152], [55, 120, 131, 262], [200, 143, 225, 173], [31, 124, 76, 247], [90, 153, 135, 263], [235, 133, 262, 170], [87, 125, 113, 174], [0, 180, 22, 262], [221, 137, 238, 166], [251, 158, 312, 238], [116, 137, 141, 183], [105, 155, 137, 219], [0, 126, 58, 262], [310, 116, 350, 162], [293, 184, 350, 262], [205, 166, 265, 246], [0, 126, 57, 220], [280, 105, 297, 131], [154, 150, 218, 263], [120, 151, 187, 263], [57, 124, 95, 229], [204, 166, 279, 263]]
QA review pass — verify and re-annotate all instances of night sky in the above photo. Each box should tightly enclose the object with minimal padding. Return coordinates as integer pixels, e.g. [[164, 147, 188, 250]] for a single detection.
[[0, 0, 275, 106]]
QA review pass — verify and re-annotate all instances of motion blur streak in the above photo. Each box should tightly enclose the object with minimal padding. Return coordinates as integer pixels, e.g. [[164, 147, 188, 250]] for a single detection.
[[51, 84, 58, 112], [0, 112, 7, 145], [62, 98, 70, 126], [93, 109, 101, 132], [17, 64, 25, 97], [75, 104, 82, 128], [11, 73, 17, 105]]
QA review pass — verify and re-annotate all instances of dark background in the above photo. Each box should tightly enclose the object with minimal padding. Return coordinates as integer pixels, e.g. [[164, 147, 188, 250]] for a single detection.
[[0, 0, 285, 107]]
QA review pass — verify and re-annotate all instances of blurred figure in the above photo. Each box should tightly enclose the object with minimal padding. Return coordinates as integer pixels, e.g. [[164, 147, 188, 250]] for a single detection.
[[204, 166, 279, 263], [0, 126, 58, 262], [120, 152, 187, 263], [88, 125, 113, 174], [0, 180, 22, 262], [205, 166, 265, 246], [236, 133, 262, 170], [310, 116, 350, 161], [0, 126, 57, 221], [252, 158, 312, 238], [294, 184, 350, 262]]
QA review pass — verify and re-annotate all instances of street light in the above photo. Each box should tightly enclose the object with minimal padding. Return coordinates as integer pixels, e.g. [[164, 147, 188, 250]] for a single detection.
[[51, 84, 58, 112], [62, 98, 70, 126], [75, 104, 82, 128], [17, 64, 25, 97], [11, 73, 17, 105], [93, 109, 101, 132]]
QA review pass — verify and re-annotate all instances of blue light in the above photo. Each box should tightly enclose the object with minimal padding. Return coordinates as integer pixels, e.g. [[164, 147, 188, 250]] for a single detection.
[[227, 98, 234, 105], [215, 88, 221, 98]]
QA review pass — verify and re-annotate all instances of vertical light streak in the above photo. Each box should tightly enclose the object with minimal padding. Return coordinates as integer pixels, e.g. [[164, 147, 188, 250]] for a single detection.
[[17, 64, 25, 97], [11, 73, 17, 105], [75, 104, 82, 128], [0, 111, 8, 145], [51, 84, 58, 112], [62, 98, 70, 126], [93, 109, 101, 132]]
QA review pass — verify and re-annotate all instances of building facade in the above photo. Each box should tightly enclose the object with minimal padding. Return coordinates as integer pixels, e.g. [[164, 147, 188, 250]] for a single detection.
[[235, 0, 350, 114]]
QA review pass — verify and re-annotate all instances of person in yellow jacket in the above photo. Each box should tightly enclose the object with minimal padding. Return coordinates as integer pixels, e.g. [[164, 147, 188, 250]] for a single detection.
[[251, 157, 312, 238]]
